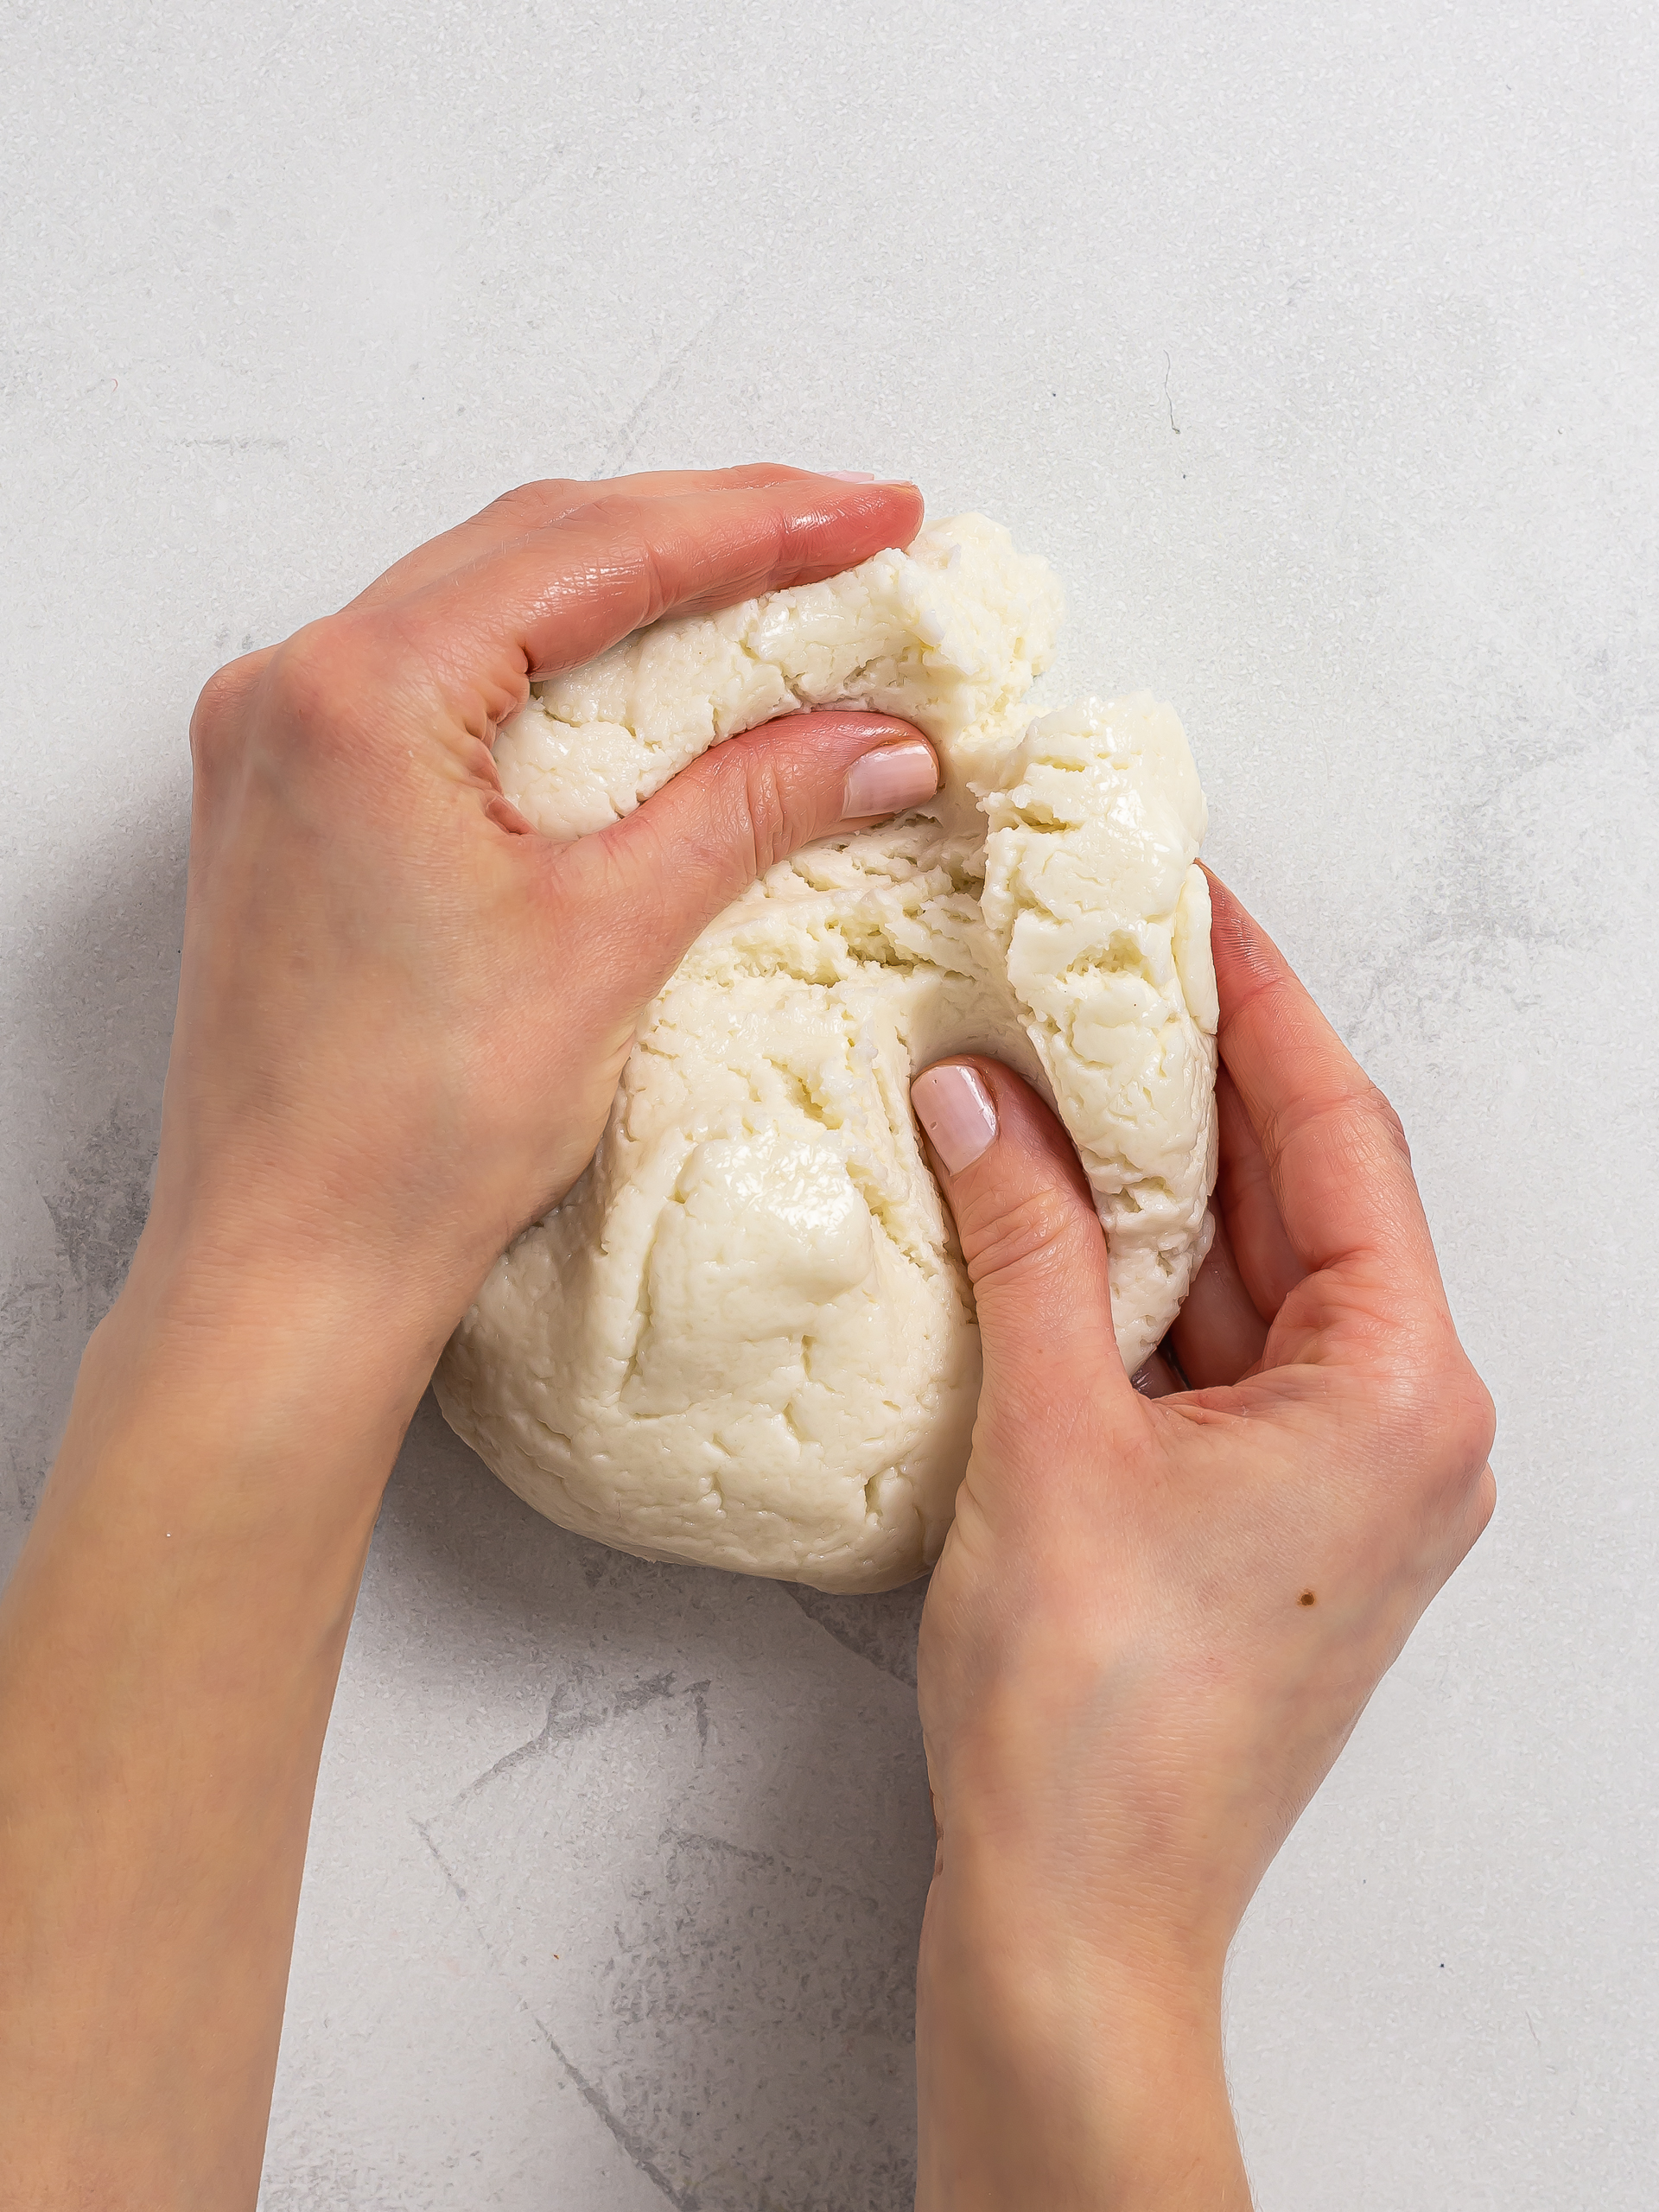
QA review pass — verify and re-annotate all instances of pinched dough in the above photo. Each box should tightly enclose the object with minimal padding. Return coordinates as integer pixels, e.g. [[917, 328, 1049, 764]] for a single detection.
[[435, 518, 1217, 1592]]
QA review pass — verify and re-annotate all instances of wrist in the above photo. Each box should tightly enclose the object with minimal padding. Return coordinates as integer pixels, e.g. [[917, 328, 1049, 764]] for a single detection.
[[115, 1198, 457, 1424], [917, 1838, 1248, 2211], [45, 1219, 435, 1550], [137, 1116, 508, 1390]]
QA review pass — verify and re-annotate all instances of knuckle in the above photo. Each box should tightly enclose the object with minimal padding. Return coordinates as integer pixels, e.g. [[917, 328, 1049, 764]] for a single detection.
[[189, 663, 242, 767], [571, 489, 644, 537], [262, 616, 379, 762], [1261, 1078, 1414, 1182], [1410, 1338, 1496, 1482], [964, 1185, 1089, 1296], [271, 614, 351, 704], [1363, 1083, 1414, 1170], [1371, 1334, 1496, 1510], [634, 519, 677, 625], [559, 491, 670, 621], [711, 740, 796, 876], [1446, 1361, 1498, 1481], [742, 753, 795, 874], [1470, 1460, 1499, 1537], [189, 647, 275, 773], [480, 478, 579, 531]]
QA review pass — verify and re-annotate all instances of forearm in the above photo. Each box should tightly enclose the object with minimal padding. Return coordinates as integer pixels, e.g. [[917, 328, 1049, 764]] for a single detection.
[[916, 1847, 1250, 2212], [0, 1239, 429, 2211]]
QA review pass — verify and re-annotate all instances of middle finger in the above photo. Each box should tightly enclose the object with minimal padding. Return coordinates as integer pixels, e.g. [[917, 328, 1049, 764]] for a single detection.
[[1216, 1065, 1305, 1324], [385, 479, 924, 725], [1168, 1212, 1270, 1387]]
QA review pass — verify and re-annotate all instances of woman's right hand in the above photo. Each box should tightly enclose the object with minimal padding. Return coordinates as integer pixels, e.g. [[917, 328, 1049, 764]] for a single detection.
[[909, 874, 1496, 2210]]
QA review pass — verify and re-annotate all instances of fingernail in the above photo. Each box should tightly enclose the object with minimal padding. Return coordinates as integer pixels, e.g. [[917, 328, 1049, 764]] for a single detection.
[[912, 1064, 998, 1174], [841, 740, 938, 823], [823, 469, 879, 481], [1131, 1352, 1181, 1398]]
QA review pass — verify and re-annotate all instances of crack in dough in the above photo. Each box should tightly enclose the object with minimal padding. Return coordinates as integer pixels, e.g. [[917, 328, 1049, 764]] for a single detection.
[[435, 517, 1217, 1592]]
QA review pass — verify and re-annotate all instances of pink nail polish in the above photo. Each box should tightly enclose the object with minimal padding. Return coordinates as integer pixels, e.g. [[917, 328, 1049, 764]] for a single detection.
[[841, 741, 938, 822], [823, 470, 879, 481], [912, 1065, 997, 1174]]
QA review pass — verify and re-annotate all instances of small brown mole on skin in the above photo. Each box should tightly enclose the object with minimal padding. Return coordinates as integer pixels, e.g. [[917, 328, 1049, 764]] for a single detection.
[[1298, 1589, 1317, 1606]]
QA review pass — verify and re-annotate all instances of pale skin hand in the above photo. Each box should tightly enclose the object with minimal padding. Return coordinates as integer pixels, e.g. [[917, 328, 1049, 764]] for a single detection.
[[909, 876, 1497, 2209], [0, 464, 938, 2212]]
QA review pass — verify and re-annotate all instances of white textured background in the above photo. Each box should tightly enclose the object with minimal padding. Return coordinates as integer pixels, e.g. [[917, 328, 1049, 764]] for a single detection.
[[3, 3, 1656, 2206]]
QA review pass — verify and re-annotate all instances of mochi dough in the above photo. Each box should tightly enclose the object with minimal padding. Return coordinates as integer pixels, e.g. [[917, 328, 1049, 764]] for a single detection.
[[434, 517, 1218, 1592]]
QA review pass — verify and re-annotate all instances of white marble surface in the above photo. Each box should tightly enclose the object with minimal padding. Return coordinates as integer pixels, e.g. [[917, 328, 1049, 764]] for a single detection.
[[3, 2, 1656, 2204]]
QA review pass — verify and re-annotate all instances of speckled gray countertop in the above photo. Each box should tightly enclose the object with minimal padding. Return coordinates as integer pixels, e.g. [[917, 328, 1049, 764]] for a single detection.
[[3, 4, 1656, 2205]]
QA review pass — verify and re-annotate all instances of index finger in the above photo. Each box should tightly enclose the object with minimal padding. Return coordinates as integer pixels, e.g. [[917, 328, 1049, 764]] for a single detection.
[[345, 464, 838, 613], [379, 477, 925, 730], [1207, 869, 1446, 1301]]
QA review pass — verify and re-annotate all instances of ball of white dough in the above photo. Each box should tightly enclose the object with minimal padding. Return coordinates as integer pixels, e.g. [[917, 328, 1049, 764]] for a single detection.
[[434, 518, 1217, 1592]]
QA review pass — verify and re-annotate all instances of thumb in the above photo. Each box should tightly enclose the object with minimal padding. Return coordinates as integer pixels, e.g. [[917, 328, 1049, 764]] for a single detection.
[[550, 711, 938, 1001], [911, 1058, 1142, 1434]]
